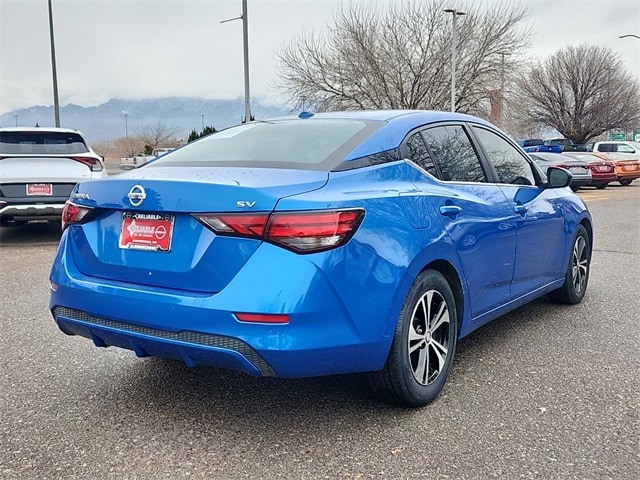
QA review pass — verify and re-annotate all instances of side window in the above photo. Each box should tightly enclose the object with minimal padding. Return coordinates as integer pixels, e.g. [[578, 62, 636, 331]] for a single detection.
[[598, 143, 615, 152], [421, 125, 487, 182], [617, 144, 634, 153], [405, 132, 437, 176], [472, 127, 536, 186]]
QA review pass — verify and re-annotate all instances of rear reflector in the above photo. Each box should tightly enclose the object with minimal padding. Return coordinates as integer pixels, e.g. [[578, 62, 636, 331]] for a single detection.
[[194, 209, 365, 254], [235, 313, 290, 324]]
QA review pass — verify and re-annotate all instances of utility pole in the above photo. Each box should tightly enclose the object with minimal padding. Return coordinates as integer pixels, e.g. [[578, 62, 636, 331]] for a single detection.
[[221, 0, 251, 123], [444, 9, 466, 112], [48, 0, 60, 127]]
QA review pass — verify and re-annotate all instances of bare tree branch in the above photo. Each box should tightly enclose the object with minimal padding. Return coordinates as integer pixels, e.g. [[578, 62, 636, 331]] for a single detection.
[[276, 1, 531, 115], [518, 44, 640, 143]]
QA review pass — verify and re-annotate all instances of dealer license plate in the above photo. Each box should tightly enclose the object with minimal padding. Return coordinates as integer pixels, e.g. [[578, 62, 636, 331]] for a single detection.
[[26, 184, 52, 195], [119, 212, 174, 252]]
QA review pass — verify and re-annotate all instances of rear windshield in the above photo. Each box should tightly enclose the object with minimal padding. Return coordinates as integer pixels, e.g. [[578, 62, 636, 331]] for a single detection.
[[151, 119, 381, 171], [0, 131, 89, 155]]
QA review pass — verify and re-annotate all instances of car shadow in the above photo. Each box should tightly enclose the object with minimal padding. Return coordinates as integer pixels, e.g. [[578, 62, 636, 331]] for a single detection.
[[0, 221, 62, 246], [64, 295, 565, 428]]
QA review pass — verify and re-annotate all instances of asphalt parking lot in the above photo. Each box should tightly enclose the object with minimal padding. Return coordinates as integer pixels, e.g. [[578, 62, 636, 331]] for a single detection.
[[1, 184, 638, 479]]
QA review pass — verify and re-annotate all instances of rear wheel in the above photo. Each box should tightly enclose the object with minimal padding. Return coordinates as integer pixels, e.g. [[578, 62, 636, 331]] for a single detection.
[[548, 225, 591, 304], [367, 270, 458, 407], [596, 184, 607, 190], [619, 179, 633, 186]]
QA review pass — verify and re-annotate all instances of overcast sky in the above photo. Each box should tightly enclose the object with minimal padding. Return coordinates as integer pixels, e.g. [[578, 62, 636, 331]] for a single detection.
[[1, 0, 639, 116]]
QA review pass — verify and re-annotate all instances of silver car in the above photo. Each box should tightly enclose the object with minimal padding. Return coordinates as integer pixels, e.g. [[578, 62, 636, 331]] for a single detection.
[[528, 152, 592, 192], [0, 127, 106, 227]]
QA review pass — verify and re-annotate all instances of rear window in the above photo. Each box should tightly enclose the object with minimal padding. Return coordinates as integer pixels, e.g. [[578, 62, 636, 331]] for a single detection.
[[151, 119, 381, 171], [0, 131, 89, 155]]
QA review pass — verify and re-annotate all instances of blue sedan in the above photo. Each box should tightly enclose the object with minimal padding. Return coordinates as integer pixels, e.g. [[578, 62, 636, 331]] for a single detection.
[[49, 110, 592, 407]]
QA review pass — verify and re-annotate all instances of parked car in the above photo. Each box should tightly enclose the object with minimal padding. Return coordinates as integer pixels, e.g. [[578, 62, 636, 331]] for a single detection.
[[544, 138, 587, 152], [0, 126, 106, 227], [517, 139, 561, 153], [562, 152, 617, 189], [587, 151, 640, 186], [528, 152, 592, 191], [120, 147, 177, 170], [49, 110, 592, 407]]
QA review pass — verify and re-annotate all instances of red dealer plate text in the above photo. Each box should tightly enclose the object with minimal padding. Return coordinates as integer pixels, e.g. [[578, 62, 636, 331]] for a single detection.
[[26, 184, 53, 195], [119, 213, 174, 252]]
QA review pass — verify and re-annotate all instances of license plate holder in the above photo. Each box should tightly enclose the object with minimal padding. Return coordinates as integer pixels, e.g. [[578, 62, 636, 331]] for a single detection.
[[119, 212, 174, 252], [26, 183, 53, 195]]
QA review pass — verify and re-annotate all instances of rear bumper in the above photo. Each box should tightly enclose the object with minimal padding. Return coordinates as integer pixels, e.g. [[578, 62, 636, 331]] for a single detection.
[[0, 202, 65, 221], [53, 306, 276, 376], [49, 234, 402, 378], [587, 174, 616, 185]]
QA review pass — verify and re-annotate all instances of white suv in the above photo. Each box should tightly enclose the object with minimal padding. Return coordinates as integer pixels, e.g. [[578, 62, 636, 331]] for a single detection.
[[0, 127, 106, 227]]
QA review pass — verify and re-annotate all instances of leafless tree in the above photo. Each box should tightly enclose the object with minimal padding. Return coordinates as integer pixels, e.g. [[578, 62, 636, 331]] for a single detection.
[[114, 136, 146, 158], [276, 1, 531, 115], [137, 122, 181, 150], [518, 44, 640, 144]]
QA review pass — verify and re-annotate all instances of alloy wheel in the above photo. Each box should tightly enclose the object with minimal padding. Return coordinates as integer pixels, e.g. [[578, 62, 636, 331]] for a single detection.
[[407, 290, 451, 386], [572, 235, 589, 294]]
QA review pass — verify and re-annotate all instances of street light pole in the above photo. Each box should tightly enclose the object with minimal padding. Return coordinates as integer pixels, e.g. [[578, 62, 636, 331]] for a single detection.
[[123, 111, 129, 139], [619, 34, 640, 40], [221, 0, 252, 123], [444, 8, 466, 112], [48, 0, 60, 127]]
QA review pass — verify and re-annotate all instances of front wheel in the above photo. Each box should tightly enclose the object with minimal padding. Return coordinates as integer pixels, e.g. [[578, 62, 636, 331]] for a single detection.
[[367, 270, 458, 407], [548, 225, 591, 304]]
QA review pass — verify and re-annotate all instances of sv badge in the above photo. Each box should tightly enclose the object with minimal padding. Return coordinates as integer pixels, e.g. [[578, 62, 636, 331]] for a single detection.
[[236, 201, 256, 208]]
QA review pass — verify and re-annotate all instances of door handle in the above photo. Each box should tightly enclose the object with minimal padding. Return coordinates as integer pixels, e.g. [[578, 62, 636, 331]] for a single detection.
[[439, 205, 463, 218], [514, 204, 527, 216]]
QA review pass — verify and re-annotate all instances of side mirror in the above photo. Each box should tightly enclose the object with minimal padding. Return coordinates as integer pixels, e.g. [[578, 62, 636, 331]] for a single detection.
[[546, 166, 572, 189]]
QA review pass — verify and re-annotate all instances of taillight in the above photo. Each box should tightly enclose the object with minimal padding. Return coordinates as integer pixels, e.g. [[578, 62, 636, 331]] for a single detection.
[[72, 156, 103, 172], [196, 214, 269, 237], [194, 209, 365, 254], [267, 210, 364, 252], [61, 201, 93, 230]]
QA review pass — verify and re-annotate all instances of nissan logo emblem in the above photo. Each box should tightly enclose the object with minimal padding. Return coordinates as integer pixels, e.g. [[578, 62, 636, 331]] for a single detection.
[[127, 185, 146, 207]]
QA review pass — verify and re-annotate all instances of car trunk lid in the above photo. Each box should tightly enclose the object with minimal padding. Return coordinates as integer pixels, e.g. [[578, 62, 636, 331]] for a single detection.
[[67, 167, 328, 293]]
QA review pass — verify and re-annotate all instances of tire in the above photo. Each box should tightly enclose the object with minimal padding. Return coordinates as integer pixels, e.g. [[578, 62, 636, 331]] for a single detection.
[[596, 184, 607, 190], [548, 225, 591, 304], [570, 185, 579, 192], [619, 179, 633, 186], [367, 269, 458, 407]]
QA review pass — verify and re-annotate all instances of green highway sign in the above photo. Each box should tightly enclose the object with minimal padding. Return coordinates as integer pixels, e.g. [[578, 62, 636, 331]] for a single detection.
[[608, 131, 626, 141]]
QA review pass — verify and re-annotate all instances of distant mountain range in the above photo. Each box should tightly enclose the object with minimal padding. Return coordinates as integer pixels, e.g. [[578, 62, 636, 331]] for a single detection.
[[0, 97, 292, 143]]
